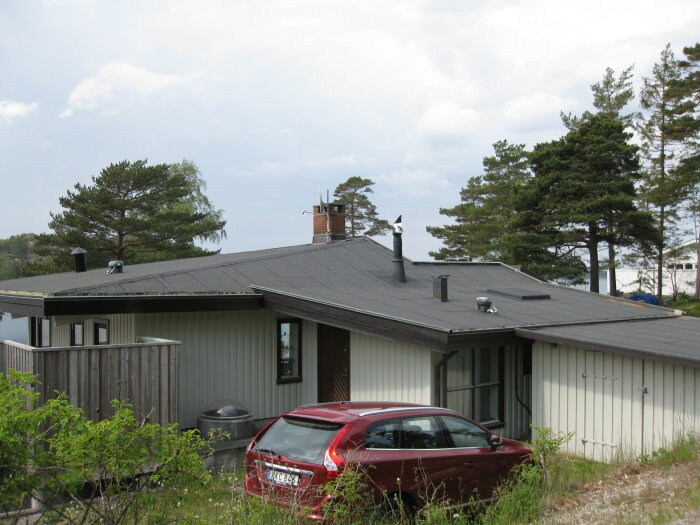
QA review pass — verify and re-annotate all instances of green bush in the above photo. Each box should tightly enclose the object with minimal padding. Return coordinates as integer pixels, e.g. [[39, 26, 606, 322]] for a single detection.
[[0, 369, 213, 524]]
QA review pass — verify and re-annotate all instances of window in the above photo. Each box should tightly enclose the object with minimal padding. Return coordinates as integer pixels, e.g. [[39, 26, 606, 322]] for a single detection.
[[277, 319, 302, 383], [70, 322, 84, 346], [445, 347, 504, 427], [30, 317, 51, 347], [364, 416, 447, 449], [440, 415, 490, 448], [93, 320, 109, 345]]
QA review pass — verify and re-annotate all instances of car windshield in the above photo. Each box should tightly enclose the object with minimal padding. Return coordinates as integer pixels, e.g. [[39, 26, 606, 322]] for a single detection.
[[254, 416, 344, 464]]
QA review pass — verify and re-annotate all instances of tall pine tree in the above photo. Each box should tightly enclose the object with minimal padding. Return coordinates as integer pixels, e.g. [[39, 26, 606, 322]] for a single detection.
[[516, 114, 654, 292], [427, 140, 530, 262], [635, 44, 696, 297]]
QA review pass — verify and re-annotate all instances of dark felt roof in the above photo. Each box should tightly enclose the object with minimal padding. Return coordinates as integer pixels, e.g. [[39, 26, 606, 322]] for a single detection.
[[0, 238, 678, 335], [516, 316, 700, 369]]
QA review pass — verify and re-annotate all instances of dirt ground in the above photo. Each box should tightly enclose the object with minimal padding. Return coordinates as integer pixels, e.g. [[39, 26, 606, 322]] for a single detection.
[[539, 459, 700, 525]]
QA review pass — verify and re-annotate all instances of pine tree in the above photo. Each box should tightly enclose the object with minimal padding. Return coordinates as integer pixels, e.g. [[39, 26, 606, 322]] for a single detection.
[[333, 177, 391, 237], [634, 44, 696, 297], [676, 43, 700, 298], [427, 140, 530, 262], [517, 114, 655, 292], [36, 159, 227, 271]]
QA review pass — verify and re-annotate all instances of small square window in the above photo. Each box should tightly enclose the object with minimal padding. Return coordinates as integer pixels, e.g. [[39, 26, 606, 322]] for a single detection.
[[94, 320, 109, 345], [277, 319, 302, 383], [70, 322, 84, 346]]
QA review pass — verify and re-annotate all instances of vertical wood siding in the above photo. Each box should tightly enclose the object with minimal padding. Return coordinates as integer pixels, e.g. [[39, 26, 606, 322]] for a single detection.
[[533, 342, 700, 462], [349, 332, 433, 404], [135, 311, 318, 428], [1, 339, 179, 426], [502, 345, 532, 441], [51, 314, 136, 346]]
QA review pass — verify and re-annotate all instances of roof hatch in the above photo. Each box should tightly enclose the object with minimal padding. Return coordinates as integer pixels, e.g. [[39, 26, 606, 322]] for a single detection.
[[486, 288, 551, 300]]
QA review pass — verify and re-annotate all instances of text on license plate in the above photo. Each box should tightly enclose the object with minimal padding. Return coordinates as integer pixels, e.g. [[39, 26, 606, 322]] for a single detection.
[[267, 469, 300, 487]]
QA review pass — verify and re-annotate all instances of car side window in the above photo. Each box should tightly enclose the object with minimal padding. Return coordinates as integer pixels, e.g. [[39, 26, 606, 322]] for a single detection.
[[364, 419, 401, 449], [398, 416, 447, 449], [441, 415, 491, 448]]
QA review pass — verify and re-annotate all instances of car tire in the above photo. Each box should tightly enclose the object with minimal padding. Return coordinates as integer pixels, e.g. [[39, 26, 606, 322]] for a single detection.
[[377, 492, 417, 522]]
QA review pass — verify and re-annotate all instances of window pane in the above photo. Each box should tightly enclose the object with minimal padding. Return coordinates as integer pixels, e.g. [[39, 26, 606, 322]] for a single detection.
[[40, 318, 50, 347], [475, 348, 499, 384], [475, 385, 501, 423], [254, 416, 342, 465], [279, 320, 301, 380], [446, 348, 472, 388], [364, 419, 400, 449], [446, 388, 473, 419], [399, 416, 446, 449], [71, 323, 83, 346], [94, 321, 109, 345], [441, 415, 490, 448]]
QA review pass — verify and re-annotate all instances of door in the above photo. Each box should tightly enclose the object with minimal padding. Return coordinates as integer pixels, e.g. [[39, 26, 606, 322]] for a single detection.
[[317, 324, 350, 402]]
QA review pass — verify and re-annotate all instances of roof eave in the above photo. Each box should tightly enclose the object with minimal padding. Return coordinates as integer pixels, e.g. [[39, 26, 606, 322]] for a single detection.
[[0, 293, 264, 317]]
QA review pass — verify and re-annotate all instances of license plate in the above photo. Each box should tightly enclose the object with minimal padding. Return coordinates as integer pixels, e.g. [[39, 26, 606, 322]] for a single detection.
[[267, 469, 300, 487]]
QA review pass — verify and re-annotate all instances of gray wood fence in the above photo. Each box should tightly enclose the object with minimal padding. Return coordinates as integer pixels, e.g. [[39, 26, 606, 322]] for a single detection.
[[1, 339, 180, 426]]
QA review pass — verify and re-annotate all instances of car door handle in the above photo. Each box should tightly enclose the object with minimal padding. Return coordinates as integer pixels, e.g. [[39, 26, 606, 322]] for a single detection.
[[463, 462, 477, 469]]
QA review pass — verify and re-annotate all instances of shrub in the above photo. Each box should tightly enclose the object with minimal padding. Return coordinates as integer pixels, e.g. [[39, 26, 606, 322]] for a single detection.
[[0, 369, 213, 524]]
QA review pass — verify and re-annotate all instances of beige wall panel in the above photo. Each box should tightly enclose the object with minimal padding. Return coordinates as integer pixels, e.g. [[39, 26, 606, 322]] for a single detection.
[[349, 332, 432, 405], [51, 314, 136, 346], [533, 342, 700, 462], [135, 310, 318, 428]]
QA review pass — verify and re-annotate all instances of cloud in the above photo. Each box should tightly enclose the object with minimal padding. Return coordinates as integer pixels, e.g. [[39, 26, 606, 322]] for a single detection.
[[380, 167, 452, 198], [60, 62, 201, 117], [0, 100, 39, 122], [417, 101, 479, 138]]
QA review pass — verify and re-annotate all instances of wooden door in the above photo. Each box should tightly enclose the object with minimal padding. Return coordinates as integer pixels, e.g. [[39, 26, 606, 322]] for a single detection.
[[317, 324, 350, 402]]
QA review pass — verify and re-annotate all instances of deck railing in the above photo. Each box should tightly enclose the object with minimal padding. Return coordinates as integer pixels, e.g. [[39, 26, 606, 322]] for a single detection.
[[1, 338, 180, 426]]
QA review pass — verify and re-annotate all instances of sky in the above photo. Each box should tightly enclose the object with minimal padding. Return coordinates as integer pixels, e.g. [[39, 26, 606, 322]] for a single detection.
[[1, 0, 699, 261]]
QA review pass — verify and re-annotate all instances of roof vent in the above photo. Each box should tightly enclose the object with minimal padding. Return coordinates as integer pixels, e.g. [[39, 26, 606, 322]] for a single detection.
[[107, 260, 124, 274], [70, 247, 87, 273], [476, 296, 497, 314], [433, 275, 448, 302]]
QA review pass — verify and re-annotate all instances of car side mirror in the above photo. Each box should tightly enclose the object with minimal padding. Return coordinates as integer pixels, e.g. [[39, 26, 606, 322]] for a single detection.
[[490, 433, 503, 450]]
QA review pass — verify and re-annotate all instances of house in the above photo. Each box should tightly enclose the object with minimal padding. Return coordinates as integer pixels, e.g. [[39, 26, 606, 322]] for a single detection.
[[615, 239, 699, 297], [1, 203, 699, 463]]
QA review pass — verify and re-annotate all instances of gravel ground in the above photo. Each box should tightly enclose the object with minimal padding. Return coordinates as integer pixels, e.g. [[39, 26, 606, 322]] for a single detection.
[[539, 460, 700, 525]]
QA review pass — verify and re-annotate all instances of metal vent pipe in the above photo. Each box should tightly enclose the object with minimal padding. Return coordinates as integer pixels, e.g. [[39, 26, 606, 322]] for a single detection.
[[392, 216, 406, 283]]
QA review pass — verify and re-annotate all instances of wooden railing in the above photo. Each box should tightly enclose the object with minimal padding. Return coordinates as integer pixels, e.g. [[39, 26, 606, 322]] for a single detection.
[[1, 338, 180, 427]]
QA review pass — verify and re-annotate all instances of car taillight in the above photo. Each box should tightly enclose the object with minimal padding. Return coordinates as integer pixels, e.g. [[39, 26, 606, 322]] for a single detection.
[[323, 425, 350, 479]]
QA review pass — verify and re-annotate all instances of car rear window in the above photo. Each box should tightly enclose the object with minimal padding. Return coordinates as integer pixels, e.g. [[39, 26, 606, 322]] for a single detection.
[[253, 416, 344, 464]]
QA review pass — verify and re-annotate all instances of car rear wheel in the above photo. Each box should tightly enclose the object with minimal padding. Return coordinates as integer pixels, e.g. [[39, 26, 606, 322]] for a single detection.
[[377, 491, 417, 522]]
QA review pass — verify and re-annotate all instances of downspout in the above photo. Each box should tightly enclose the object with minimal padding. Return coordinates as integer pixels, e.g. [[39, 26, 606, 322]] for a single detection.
[[434, 350, 457, 407]]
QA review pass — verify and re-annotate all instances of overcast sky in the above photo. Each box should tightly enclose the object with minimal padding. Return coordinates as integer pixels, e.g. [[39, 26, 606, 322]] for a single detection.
[[1, 1, 699, 260]]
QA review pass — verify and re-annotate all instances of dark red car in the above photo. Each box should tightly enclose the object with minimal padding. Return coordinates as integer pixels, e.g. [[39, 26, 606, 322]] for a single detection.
[[244, 401, 531, 520]]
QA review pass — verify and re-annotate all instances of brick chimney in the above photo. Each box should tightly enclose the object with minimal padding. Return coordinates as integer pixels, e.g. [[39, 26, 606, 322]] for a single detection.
[[312, 202, 347, 243]]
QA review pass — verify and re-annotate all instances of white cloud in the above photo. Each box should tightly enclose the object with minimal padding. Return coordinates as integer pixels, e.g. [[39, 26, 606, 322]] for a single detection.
[[380, 167, 452, 198], [0, 100, 39, 122], [60, 62, 201, 117], [417, 101, 479, 137]]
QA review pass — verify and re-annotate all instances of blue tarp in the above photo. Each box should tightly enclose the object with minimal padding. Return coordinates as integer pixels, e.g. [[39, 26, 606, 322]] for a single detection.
[[627, 293, 661, 306]]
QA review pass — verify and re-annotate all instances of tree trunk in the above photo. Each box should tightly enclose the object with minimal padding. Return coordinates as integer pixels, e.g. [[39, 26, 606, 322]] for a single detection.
[[588, 228, 600, 293], [656, 207, 665, 298], [608, 243, 617, 296], [695, 235, 700, 300]]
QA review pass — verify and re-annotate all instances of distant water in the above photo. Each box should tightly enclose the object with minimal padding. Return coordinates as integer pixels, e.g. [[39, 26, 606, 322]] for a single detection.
[[0, 314, 27, 344]]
